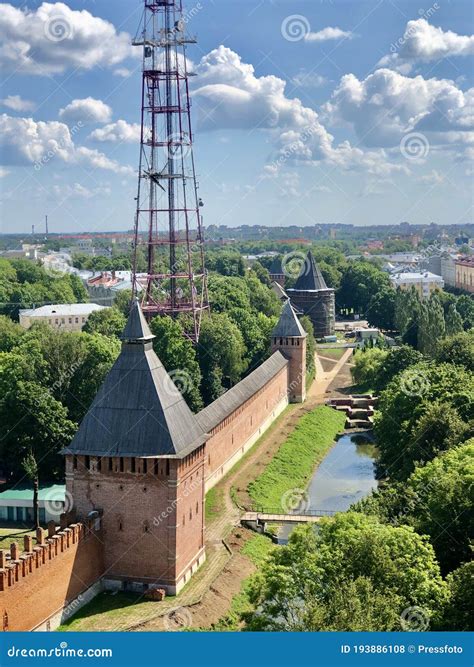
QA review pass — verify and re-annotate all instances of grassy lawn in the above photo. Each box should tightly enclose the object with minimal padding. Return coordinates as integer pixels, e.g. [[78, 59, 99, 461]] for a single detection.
[[205, 485, 224, 523], [317, 347, 346, 360], [0, 526, 36, 550], [248, 405, 346, 509], [210, 534, 275, 631], [58, 592, 154, 632]]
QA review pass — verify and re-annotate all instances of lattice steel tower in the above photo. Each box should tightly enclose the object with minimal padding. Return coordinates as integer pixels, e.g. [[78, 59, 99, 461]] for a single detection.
[[132, 0, 208, 342]]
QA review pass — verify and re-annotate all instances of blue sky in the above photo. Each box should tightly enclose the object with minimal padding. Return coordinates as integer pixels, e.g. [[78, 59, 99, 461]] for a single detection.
[[0, 0, 473, 234]]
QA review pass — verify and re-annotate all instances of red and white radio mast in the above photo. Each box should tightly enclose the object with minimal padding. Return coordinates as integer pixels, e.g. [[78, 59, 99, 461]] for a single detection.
[[132, 0, 208, 342]]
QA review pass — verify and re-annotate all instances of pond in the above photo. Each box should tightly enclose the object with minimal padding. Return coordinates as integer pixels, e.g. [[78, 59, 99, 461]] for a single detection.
[[277, 431, 378, 543]]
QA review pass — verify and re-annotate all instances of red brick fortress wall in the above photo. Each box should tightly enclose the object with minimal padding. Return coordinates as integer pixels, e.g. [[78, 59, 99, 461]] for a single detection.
[[200, 360, 290, 491], [0, 519, 104, 632]]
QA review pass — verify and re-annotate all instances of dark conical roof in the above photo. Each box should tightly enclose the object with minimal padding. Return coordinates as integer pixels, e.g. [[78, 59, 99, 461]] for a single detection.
[[64, 302, 207, 459], [294, 250, 328, 290], [272, 300, 306, 338], [269, 256, 283, 274], [120, 297, 155, 342]]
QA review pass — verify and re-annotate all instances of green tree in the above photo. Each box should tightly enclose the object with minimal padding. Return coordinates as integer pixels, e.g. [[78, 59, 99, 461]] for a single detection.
[[245, 272, 281, 317], [367, 288, 396, 331], [417, 294, 446, 356], [436, 330, 474, 371], [455, 295, 474, 330], [351, 348, 388, 389], [0, 380, 76, 481], [113, 290, 133, 317], [406, 441, 474, 573], [337, 263, 390, 314], [246, 514, 447, 631], [82, 308, 126, 338], [374, 362, 474, 480], [22, 450, 39, 529], [150, 315, 203, 412], [68, 274, 89, 303], [445, 303, 464, 336], [228, 308, 273, 369], [373, 345, 423, 391], [442, 562, 474, 630], [198, 313, 247, 404], [300, 315, 315, 376], [207, 275, 250, 313], [0, 315, 24, 352]]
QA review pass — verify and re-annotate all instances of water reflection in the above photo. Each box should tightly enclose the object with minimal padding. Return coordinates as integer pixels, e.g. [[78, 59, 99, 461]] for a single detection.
[[277, 431, 378, 543]]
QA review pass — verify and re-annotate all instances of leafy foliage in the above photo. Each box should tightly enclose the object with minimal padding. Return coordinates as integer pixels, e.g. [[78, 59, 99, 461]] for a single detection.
[[150, 315, 203, 412], [374, 361, 474, 480], [245, 514, 447, 631]]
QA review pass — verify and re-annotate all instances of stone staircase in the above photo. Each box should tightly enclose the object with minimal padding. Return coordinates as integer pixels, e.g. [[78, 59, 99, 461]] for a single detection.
[[327, 395, 379, 429]]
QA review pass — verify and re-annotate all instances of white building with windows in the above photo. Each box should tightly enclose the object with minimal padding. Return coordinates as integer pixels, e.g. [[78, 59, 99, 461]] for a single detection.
[[390, 272, 444, 299], [19, 303, 107, 331]]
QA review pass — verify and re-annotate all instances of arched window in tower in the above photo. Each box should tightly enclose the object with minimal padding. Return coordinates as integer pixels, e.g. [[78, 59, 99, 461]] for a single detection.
[[143, 520, 150, 534], [118, 516, 124, 532]]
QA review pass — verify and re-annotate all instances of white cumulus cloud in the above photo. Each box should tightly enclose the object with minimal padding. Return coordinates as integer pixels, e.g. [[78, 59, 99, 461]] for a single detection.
[[304, 27, 352, 42], [59, 97, 112, 124], [192, 46, 407, 177], [323, 68, 474, 147], [0, 2, 137, 75], [380, 19, 474, 71], [1, 94, 35, 112], [89, 120, 141, 143], [0, 113, 132, 174]]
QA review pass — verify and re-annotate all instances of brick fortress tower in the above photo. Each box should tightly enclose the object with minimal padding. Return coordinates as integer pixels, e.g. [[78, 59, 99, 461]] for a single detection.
[[271, 300, 307, 403], [286, 250, 335, 338], [63, 300, 208, 594]]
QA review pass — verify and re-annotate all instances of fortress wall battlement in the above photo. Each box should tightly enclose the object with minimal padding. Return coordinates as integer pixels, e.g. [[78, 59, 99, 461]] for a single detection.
[[0, 516, 104, 631]]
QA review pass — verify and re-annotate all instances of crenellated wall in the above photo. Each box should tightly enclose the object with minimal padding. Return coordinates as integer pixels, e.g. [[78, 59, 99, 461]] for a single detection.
[[0, 517, 104, 632]]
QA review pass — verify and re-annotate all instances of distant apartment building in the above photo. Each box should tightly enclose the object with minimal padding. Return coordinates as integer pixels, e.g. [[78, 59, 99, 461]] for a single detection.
[[455, 257, 474, 293], [19, 303, 106, 331], [0, 244, 40, 261], [440, 254, 457, 287], [390, 272, 444, 299]]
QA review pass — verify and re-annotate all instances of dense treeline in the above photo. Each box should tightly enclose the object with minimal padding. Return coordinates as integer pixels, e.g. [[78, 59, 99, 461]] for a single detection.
[[243, 322, 473, 631], [0, 259, 89, 318]]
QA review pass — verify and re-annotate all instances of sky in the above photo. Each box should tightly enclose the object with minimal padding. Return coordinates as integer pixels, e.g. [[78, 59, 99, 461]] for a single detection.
[[0, 0, 473, 234]]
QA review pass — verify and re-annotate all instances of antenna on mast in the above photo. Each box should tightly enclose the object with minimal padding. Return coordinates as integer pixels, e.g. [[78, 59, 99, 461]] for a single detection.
[[131, 0, 208, 343]]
